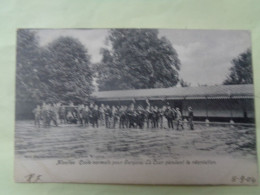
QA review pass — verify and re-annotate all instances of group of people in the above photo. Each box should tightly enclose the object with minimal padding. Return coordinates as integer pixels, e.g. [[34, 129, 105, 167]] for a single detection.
[[32, 102, 194, 130]]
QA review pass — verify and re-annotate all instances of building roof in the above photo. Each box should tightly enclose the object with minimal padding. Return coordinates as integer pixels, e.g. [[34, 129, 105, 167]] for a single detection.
[[92, 84, 254, 101]]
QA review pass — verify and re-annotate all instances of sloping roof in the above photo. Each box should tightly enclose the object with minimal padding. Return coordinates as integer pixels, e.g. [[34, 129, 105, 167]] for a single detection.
[[92, 84, 254, 101]]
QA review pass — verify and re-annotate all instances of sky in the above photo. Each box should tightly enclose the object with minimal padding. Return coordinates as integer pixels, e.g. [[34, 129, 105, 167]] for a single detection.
[[36, 29, 251, 86]]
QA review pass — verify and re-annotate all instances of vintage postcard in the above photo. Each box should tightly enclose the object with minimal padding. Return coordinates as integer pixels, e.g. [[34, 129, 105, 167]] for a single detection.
[[14, 28, 258, 185]]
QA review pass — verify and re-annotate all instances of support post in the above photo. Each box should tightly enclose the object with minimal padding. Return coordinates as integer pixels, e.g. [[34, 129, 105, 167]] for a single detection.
[[229, 95, 233, 119], [205, 96, 209, 119], [205, 96, 209, 126], [229, 95, 234, 126]]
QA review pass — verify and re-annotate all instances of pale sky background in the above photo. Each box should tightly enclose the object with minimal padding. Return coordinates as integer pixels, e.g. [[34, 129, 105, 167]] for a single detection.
[[36, 29, 251, 87]]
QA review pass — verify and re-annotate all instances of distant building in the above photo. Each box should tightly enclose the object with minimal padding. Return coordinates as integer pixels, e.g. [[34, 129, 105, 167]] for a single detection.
[[93, 84, 255, 123]]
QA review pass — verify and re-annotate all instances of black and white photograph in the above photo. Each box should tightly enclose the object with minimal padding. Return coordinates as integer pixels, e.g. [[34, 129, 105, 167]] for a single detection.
[[14, 28, 258, 184]]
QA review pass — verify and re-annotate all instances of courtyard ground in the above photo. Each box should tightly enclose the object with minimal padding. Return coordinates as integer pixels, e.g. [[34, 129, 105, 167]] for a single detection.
[[15, 120, 256, 160]]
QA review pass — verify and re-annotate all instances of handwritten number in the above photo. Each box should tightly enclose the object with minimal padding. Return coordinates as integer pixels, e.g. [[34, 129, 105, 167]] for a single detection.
[[232, 176, 256, 184]]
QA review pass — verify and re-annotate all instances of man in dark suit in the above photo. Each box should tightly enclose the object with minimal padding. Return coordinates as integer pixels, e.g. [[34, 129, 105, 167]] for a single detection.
[[164, 105, 175, 129], [188, 106, 194, 130]]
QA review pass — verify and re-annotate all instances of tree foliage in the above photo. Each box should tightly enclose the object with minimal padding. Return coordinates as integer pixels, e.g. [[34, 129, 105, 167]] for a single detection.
[[43, 37, 93, 103], [224, 49, 253, 85], [96, 29, 181, 91], [16, 30, 93, 104], [16, 29, 43, 103], [179, 79, 191, 87]]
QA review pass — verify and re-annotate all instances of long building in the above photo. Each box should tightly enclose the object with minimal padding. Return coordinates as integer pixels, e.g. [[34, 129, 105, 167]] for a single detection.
[[92, 84, 255, 123]]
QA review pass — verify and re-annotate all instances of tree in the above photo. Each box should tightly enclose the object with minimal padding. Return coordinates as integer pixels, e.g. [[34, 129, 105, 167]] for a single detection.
[[43, 36, 93, 103], [16, 29, 43, 103], [16, 31, 93, 104], [179, 79, 191, 87], [224, 49, 253, 85], [96, 29, 181, 91]]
